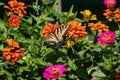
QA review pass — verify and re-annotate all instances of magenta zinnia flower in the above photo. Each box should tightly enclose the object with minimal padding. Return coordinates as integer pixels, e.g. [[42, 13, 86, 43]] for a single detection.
[[43, 64, 67, 80], [103, 0, 116, 8], [97, 31, 115, 46]]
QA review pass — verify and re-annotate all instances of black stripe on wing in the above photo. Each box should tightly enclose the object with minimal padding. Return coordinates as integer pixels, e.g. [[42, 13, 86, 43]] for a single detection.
[[45, 25, 71, 45]]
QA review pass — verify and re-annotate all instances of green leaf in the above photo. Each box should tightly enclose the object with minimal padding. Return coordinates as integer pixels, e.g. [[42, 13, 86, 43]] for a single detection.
[[34, 77, 41, 80], [58, 48, 67, 55], [28, 45, 39, 55], [0, 2, 5, 6], [67, 57, 89, 80], [60, 77, 66, 80], [69, 5, 74, 13], [14, 33, 25, 41], [56, 57, 65, 63], [0, 70, 13, 80], [75, 18, 84, 22], [0, 20, 7, 40], [67, 57, 77, 70], [44, 17, 54, 21], [0, 70, 4, 75], [42, 0, 54, 5], [77, 50, 86, 57], [92, 69, 106, 78], [46, 48, 54, 54], [18, 66, 30, 74], [102, 55, 112, 70]]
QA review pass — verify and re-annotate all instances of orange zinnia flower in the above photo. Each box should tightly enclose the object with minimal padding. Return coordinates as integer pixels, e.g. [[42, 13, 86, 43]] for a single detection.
[[4, 0, 27, 17], [114, 8, 120, 22], [67, 20, 88, 39], [8, 15, 20, 27], [1, 47, 25, 63], [1, 38, 25, 63], [7, 38, 19, 48], [103, 8, 120, 22], [42, 23, 59, 38], [66, 40, 75, 48], [103, 9, 114, 22], [88, 21, 109, 32]]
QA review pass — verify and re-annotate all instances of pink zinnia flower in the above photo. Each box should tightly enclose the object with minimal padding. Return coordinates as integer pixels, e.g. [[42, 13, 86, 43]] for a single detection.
[[97, 31, 115, 46], [103, 0, 116, 8], [43, 64, 67, 80]]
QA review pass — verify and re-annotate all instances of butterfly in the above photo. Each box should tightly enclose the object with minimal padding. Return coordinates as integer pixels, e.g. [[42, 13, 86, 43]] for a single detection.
[[45, 24, 71, 46]]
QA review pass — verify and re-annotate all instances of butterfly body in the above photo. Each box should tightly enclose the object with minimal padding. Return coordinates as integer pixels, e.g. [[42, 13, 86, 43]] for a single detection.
[[46, 25, 71, 46]]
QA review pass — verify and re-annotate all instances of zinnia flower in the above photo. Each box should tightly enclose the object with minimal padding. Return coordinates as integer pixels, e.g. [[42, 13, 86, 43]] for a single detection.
[[103, 9, 114, 22], [7, 38, 19, 48], [97, 31, 115, 46], [103, 8, 120, 22], [80, 10, 97, 21], [8, 16, 20, 27], [80, 9, 92, 17], [80, 9, 91, 21], [66, 40, 75, 48], [114, 8, 120, 22], [114, 69, 120, 80], [88, 21, 109, 32], [4, 0, 27, 17], [1, 38, 25, 63], [43, 64, 67, 80], [42, 23, 59, 38], [1, 47, 25, 63], [67, 20, 88, 40], [103, 0, 116, 8]]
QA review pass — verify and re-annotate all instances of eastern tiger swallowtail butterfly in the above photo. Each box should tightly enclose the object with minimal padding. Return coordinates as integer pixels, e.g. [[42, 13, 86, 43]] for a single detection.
[[46, 25, 71, 46]]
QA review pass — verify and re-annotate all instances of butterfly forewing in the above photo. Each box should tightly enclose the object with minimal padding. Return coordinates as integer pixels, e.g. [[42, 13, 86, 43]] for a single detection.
[[45, 25, 71, 45], [46, 32, 59, 44]]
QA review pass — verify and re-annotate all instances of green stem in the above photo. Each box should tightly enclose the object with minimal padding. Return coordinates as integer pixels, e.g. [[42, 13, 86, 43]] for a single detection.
[[117, 22, 120, 30], [93, 31, 98, 45], [110, 43, 113, 68], [71, 45, 75, 54]]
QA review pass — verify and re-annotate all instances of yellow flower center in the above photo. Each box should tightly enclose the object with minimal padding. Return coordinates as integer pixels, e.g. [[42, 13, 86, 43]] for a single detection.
[[104, 36, 110, 41], [52, 68, 59, 76], [13, 19, 16, 23], [108, 1, 113, 4]]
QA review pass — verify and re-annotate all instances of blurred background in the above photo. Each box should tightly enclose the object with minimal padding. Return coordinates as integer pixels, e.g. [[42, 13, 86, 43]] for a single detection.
[[0, 0, 120, 20], [62, 0, 120, 20]]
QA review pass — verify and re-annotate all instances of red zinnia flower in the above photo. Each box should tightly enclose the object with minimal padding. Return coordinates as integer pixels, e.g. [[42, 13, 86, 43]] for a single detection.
[[8, 15, 20, 27], [114, 69, 120, 80]]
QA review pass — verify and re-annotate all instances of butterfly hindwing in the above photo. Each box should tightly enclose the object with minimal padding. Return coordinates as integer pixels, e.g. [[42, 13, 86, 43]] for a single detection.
[[45, 25, 71, 45]]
